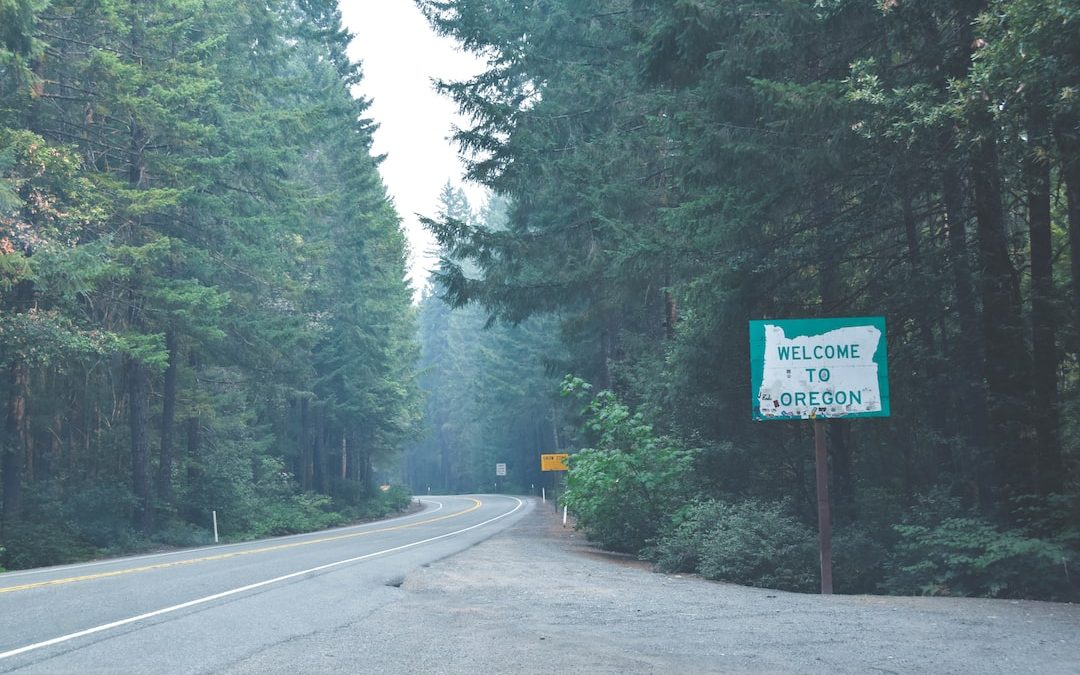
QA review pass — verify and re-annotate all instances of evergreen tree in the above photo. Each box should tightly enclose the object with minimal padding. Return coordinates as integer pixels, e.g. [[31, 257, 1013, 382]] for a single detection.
[[418, 0, 1080, 597], [408, 188, 568, 494], [0, 0, 421, 566]]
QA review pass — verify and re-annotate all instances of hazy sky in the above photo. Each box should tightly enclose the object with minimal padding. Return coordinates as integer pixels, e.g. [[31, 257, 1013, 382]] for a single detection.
[[339, 2, 487, 296]]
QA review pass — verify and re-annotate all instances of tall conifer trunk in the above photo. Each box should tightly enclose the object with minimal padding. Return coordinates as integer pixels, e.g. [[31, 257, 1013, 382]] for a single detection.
[[970, 106, 1035, 502], [942, 162, 991, 506], [128, 355, 153, 532], [942, 164, 981, 362], [2, 278, 33, 527], [312, 405, 326, 493], [2, 361, 29, 525], [340, 432, 348, 480], [901, 172, 951, 476], [185, 411, 200, 484], [936, 3, 997, 507], [1055, 115, 1080, 350], [299, 396, 312, 490], [184, 350, 201, 498], [599, 326, 612, 390], [663, 270, 678, 340], [901, 177, 936, 354], [158, 330, 177, 505], [440, 431, 451, 492], [1025, 109, 1062, 494], [360, 449, 373, 497]]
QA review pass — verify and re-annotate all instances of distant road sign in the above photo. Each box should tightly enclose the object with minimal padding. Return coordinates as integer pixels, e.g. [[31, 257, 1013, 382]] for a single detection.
[[540, 453, 569, 471], [495, 463, 507, 477], [749, 316, 890, 420]]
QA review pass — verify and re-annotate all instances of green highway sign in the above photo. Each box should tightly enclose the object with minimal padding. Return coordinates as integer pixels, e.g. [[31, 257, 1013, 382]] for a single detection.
[[749, 317, 890, 421]]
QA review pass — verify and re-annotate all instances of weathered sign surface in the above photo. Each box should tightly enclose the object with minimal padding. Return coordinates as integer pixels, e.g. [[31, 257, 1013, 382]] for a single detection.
[[749, 317, 890, 420]]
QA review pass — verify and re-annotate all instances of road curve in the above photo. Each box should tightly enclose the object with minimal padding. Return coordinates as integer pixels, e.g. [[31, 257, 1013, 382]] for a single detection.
[[0, 494, 528, 674]]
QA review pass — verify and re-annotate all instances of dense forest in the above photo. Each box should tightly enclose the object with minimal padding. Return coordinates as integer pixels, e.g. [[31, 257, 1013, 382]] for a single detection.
[[3, 0, 1078, 602], [0, 0, 418, 569], [404, 185, 568, 496], [418, 0, 1080, 599]]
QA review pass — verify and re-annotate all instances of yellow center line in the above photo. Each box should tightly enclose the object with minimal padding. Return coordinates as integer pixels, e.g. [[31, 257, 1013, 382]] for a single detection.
[[0, 498, 483, 595]]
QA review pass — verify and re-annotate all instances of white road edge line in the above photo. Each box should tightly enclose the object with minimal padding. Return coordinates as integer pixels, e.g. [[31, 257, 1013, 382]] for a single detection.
[[0, 496, 525, 661], [0, 499, 447, 580]]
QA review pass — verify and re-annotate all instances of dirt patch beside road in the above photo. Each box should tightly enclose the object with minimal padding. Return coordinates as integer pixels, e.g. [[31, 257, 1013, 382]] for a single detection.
[[338, 499, 1080, 674]]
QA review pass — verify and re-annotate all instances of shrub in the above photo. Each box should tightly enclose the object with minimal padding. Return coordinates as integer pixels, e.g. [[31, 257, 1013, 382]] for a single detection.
[[249, 492, 344, 538], [649, 500, 729, 573], [1011, 492, 1080, 546], [561, 375, 695, 550], [153, 518, 216, 549], [560, 380, 695, 553], [882, 516, 1077, 600], [563, 443, 695, 553], [370, 484, 412, 515], [64, 480, 140, 549], [1, 520, 98, 570], [832, 524, 889, 594], [696, 499, 818, 592], [649, 498, 818, 592]]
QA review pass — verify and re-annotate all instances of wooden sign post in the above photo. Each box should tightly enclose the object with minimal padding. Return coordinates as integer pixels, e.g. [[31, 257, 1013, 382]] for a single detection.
[[750, 317, 890, 594]]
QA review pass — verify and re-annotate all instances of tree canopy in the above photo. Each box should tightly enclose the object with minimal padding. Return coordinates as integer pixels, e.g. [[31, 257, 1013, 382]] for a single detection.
[[418, 0, 1080, 599], [0, 0, 418, 567]]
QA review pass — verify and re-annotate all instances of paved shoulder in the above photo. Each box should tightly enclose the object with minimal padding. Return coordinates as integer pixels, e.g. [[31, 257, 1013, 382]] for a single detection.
[[240, 501, 1080, 674]]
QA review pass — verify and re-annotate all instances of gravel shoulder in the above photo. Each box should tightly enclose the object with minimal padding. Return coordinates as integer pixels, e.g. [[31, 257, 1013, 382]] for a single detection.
[[255, 499, 1080, 674]]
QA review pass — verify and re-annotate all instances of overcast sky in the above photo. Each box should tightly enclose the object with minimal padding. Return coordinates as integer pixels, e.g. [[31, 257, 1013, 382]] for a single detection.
[[339, 2, 487, 297]]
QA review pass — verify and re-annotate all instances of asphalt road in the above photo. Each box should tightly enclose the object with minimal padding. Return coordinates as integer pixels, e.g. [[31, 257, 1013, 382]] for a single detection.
[[0, 494, 527, 674], [6, 496, 1077, 674]]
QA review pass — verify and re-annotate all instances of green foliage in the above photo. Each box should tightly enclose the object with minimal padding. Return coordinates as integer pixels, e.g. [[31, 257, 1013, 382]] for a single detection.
[[1, 520, 98, 570], [0, 0, 420, 568], [647, 500, 728, 574], [63, 480, 140, 550], [247, 492, 342, 539], [561, 379, 695, 553], [0, 481, 102, 567], [883, 517, 1077, 601], [406, 189, 568, 495], [0, 309, 121, 368], [1, 0, 1077, 607], [357, 485, 413, 520], [832, 524, 889, 595], [420, 0, 1080, 602], [650, 499, 818, 593], [696, 500, 818, 593], [1009, 492, 1080, 550], [0, 0, 46, 68]]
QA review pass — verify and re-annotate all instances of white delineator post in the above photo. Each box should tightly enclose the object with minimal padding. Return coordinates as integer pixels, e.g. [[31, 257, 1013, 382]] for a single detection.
[[212, 510, 219, 544]]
